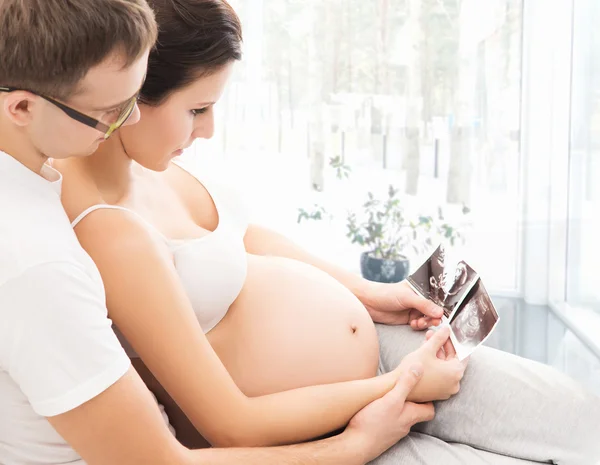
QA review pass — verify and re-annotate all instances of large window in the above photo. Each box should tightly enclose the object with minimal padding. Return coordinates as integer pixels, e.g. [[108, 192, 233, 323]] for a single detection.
[[189, 0, 524, 293], [567, 0, 600, 313]]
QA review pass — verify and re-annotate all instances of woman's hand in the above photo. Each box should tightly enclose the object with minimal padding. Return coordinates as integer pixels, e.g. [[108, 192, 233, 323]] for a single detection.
[[360, 280, 444, 330], [393, 327, 467, 403]]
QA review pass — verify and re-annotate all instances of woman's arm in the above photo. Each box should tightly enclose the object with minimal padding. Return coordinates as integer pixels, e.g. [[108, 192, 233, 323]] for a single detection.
[[74, 210, 402, 448], [243, 224, 444, 328], [244, 224, 373, 299]]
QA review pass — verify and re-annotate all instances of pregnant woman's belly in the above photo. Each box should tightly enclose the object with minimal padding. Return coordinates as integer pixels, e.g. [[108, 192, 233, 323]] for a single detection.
[[206, 254, 380, 396]]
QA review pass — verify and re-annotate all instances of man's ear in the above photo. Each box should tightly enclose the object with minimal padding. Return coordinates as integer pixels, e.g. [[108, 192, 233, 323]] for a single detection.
[[3, 91, 39, 127]]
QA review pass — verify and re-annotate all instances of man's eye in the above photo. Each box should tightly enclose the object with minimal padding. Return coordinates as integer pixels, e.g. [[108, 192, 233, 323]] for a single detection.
[[105, 107, 121, 117]]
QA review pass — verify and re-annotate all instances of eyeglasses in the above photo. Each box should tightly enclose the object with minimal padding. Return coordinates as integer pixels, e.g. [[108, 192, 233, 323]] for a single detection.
[[0, 86, 138, 139]]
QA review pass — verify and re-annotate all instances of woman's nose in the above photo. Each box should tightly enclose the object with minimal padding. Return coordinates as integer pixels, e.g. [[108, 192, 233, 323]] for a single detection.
[[192, 112, 214, 140]]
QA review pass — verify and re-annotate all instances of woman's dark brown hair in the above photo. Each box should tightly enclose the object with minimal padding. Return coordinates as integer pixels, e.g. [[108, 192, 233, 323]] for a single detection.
[[141, 0, 243, 105]]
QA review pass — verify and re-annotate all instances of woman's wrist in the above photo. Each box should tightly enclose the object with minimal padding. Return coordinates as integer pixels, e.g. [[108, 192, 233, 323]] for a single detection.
[[351, 276, 376, 304], [375, 370, 399, 394]]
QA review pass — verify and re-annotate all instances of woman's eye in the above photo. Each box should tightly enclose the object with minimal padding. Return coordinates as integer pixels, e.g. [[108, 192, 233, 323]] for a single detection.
[[191, 107, 209, 116]]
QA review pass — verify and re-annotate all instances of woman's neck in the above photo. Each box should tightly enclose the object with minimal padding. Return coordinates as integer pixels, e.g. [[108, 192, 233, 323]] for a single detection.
[[80, 134, 136, 204]]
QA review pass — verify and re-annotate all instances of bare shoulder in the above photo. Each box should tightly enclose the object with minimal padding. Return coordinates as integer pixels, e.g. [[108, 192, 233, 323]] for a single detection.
[[52, 160, 167, 258], [71, 207, 174, 292]]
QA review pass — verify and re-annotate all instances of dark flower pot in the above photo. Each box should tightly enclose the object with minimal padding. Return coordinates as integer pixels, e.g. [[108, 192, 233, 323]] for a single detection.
[[360, 252, 410, 284]]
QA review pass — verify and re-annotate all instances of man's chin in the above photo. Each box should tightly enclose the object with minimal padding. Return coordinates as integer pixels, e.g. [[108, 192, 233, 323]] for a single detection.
[[80, 142, 102, 157]]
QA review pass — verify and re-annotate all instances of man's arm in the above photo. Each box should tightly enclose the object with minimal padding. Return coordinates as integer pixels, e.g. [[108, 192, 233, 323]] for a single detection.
[[47, 368, 363, 465], [50, 362, 431, 465], [197, 361, 433, 465], [50, 368, 366, 465], [190, 434, 364, 465]]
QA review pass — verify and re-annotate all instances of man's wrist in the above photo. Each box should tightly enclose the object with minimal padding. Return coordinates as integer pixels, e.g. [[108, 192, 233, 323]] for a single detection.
[[337, 428, 376, 465]]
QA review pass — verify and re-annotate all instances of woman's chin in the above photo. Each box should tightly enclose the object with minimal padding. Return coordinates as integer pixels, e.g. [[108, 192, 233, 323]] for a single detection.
[[138, 150, 183, 172], [160, 150, 183, 170]]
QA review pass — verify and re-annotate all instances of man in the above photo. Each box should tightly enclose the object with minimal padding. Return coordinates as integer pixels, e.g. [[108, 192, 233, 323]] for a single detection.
[[0, 1, 432, 463]]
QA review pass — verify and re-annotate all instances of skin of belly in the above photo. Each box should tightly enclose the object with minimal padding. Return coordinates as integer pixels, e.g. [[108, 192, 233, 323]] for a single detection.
[[135, 254, 381, 447], [206, 254, 381, 396]]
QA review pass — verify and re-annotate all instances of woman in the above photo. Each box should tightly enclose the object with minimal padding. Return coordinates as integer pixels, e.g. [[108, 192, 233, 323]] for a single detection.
[[55, 0, 600, 463]]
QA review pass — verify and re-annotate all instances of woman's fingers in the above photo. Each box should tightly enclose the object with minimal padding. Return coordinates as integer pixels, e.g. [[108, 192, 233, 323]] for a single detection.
[[443, 339, 457, 360], [423, 327, 451, 354], [425, 329, 457, 360], [424, 330, 444, 359]]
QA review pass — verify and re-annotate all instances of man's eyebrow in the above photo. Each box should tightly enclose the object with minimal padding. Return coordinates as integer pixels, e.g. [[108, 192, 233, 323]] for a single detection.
[[93, 92, 138, 112], [92, 72, 146, 111]]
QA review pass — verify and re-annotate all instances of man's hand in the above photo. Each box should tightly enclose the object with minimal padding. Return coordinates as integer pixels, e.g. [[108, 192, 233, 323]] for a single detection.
[[360, 280, 443, 329], [345, 363, 435, 463]]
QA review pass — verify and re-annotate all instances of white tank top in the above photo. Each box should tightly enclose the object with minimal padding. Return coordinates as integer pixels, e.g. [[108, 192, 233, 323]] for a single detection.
[[71, 160, 248, 357]]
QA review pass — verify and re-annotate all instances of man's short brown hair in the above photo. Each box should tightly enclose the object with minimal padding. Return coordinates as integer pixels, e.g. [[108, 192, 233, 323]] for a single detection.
[[0, 0, 158, 99]]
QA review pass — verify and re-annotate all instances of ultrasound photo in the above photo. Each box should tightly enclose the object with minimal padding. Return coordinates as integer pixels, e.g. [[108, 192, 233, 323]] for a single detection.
[[406, 244, 447, 307], [408, 244, 500, 361], [449, 279, 499, 360], [407, 245, 478, 318]]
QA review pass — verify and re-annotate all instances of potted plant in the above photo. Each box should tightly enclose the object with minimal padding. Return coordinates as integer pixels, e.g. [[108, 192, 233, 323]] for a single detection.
[[346, 185, 468, 283]]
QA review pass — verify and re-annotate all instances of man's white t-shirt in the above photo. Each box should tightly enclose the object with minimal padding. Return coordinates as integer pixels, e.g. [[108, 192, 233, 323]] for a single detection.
[[0, 150, 131, 464]]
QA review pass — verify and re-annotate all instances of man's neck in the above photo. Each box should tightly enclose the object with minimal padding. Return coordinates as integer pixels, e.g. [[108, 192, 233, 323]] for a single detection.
[[0, 124, 47, 175]]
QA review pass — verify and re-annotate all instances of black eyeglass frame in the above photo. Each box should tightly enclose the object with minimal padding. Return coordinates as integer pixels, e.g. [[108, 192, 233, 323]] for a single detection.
[[0, 86, 138, 139]]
